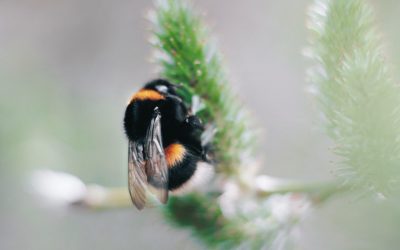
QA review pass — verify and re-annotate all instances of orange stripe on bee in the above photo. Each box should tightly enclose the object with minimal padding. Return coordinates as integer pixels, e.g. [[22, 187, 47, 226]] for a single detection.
[[164, 143, 186, 168], [129, 89, 165, 103]]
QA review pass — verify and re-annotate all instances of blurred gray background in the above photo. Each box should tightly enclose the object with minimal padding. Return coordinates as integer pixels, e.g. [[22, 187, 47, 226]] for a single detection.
[[1, 0, 400, 249]]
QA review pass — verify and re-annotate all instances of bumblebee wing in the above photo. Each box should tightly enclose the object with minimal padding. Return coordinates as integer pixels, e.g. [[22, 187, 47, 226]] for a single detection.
[[128, 140, 147, 210], [144, 108, 169, 204]]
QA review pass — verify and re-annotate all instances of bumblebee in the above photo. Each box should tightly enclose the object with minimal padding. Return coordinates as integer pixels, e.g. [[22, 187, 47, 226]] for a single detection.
[[124, 79, 212, 209]]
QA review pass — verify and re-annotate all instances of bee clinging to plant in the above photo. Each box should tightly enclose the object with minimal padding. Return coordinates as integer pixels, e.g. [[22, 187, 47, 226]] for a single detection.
[[124, 79, 213, 210]]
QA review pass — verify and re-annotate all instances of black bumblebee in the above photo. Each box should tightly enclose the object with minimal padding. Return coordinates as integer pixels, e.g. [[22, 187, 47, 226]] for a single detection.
[[124, 79, 212, 210]]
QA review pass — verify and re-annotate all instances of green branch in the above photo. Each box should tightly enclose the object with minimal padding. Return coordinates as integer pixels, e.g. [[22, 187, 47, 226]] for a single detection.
[[32, 169, 345, 249], [307, 0, 400, 195], [68, 180, 348, 211], [150, 0, 255, 174]]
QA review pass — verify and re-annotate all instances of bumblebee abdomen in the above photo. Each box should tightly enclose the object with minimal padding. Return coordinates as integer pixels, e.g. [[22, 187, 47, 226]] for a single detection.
[[164, 143, 186, 167], [165, 143, 200, 190]]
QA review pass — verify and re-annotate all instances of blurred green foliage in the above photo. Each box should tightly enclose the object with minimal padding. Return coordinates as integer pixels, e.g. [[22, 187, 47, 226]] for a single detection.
[[308, 0, 400, 195]]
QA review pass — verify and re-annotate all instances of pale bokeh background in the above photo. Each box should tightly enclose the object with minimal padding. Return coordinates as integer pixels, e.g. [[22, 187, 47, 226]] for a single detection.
[[1, 0, 400, 249]]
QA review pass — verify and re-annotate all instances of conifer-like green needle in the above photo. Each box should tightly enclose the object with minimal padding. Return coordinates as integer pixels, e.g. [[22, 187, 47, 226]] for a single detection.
[[308, 0, 400, 194], [150, 0, 255, 174]]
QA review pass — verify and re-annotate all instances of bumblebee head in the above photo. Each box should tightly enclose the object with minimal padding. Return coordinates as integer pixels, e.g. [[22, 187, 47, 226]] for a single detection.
[[143, 79, 180, 96]]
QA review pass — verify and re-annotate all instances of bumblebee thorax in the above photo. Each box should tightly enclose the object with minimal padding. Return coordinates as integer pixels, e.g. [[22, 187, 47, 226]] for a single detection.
[[129, 89, 165, 103]]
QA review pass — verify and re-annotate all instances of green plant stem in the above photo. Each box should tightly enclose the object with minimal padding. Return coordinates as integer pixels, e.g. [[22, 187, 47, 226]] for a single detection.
[[74, 186, 132, 210], [255, 179, 350, 203], [74, 179, 348, 210]]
